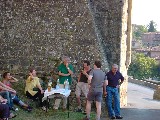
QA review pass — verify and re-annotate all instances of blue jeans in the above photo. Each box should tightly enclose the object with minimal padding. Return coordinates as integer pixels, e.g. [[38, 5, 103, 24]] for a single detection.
[[12, 95, 20, 104], [106, 86, 120, 117], [0, 91, 13, 109]]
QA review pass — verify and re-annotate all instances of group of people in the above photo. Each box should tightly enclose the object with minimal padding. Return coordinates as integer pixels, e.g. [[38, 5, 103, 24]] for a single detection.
[[50, 56, 124, 120], [0, 56, 124, 120], [74, 59, 124, 120], [0, 72, 32, 119]]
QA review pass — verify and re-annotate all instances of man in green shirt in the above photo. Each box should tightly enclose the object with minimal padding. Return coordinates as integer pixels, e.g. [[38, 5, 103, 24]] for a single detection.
[[54, 56, 74, 110]]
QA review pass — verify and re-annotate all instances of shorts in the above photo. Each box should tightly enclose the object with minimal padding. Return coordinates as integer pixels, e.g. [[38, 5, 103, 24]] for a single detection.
[[75, 82, 89, 98], [87, 91, 102, 102]]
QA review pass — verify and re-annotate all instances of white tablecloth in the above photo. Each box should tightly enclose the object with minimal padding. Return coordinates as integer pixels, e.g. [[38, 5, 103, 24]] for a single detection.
[[42, 88, 71, 102]]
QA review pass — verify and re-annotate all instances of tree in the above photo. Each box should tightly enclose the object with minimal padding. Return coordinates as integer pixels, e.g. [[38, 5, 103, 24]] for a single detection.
[[132, 25, 147, 40], [148, 20, 157, 32], [128, 53, 159, 80]]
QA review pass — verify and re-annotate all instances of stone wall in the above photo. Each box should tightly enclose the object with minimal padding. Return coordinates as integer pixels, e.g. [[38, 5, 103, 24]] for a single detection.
[[153, 86, 160, 100], [0, 0, 132, 107], [0, 0, 101, 73]]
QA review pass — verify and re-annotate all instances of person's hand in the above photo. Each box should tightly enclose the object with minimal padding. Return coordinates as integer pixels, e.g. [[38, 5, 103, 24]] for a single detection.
[[116, 85, 120, 88], [82, 70, 87, 75], [66, 63, 69, 68], [10, 76, 13, 80], [41, 90, 44, 94], [66, 73, 70, 76], [12, 90, 16, 94], [29, 73, 32, 76], [88, 84, 91, 89], [1, 99, 8, 104], [103, 91, 107, 97]]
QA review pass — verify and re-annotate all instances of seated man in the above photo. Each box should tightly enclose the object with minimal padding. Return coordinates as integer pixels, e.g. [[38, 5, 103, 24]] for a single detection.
[[2, 72, 32, 112], [25, 69, 46, 111], [0, 95, 16, 119]]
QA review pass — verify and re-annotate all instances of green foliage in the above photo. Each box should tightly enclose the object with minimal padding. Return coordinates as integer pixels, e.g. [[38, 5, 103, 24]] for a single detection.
[[128, 53, 159, 80], [133, 25, 147, 40], [148, 20, 157, 32]]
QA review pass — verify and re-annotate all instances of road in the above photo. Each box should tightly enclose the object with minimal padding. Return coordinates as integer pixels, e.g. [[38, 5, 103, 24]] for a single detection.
[[102, 83, 160, 120]]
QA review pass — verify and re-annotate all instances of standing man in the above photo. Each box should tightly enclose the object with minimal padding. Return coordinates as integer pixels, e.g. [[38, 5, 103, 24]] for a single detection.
[[75, 60, 91, 112], [105, 64, 124, 119], [54, 56, 74, 110], [84, 61, 107, 120]]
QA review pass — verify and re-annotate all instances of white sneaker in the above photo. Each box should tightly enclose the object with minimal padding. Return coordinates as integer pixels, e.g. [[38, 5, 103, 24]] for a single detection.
[[42, 106, 46, 111]]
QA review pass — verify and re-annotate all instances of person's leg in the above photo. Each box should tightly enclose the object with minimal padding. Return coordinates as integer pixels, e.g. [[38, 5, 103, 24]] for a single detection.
[[26, 91, 44, 107], [26, 91, 34, 99], [106, 87, 115, 117], [85, 91, 94, 119], [95, 92, 102, 120], [0, 91, 13, 109], [86, 100, 91, 119], [0, 104, 10, 119], [82, 83, 89, 112], [54, 84, 64, 109], [12, 95, 20, 105], [63, 84, 70, 109], [113, 88, 121, 117], [33, 90, 45, 107], [75, 82, 82, 109], [95, 101, 101, 120], [13, 95, 29, 108]]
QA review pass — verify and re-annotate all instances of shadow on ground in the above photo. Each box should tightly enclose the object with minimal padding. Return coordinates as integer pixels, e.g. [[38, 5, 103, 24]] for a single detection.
[[121, 108, 160, 120]]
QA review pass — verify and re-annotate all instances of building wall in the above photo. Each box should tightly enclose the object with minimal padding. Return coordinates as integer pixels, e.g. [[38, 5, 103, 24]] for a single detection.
[[142, 33, 160, 47], [0, 0, 132, 107], [150, 51, 160, 58]]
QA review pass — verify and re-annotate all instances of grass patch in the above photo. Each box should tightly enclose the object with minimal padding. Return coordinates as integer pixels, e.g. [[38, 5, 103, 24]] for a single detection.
[[10, 78, 96, 120], [12, 107, 96, 120]]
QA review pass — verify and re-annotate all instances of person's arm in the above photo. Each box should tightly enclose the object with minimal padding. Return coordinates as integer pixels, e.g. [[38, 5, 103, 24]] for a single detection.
[[103, 73, 109, 96], [88, 70, 93, 84], [82, 70, 89, 78], [119, 73, 124, 85], [0, 95, 7, 104], [77, 73, 82, 82], [66, 64, 73, 75], [0, 85, 16, 94], [0, 81, 15, 91], [36, 79, 44, 94], [37, 84, 44, 94], [9, 76, 19, 82], [57, 64, 70, 76], [88, 75, 93, 85], [103, 80, 108, 96], [58, 71, 70, 76]]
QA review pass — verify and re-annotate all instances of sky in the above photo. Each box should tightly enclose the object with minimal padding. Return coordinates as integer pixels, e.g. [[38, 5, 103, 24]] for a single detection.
[[132, 0, 160, 31]]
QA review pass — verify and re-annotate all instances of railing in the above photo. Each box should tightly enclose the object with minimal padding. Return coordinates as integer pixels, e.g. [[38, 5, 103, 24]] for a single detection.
[[128, 76, 160, 89]]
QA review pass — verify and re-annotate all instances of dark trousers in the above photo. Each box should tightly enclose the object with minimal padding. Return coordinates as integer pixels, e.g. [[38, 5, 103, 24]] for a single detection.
[[26, 90, 46, 107], [0, 104, 10, 119]]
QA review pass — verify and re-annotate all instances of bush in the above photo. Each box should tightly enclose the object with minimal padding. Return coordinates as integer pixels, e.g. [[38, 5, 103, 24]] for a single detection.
[[128, 53, 159, 80]]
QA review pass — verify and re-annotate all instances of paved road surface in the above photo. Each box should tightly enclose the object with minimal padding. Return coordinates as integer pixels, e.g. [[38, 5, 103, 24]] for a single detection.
[[102, 83, 160, 120]]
